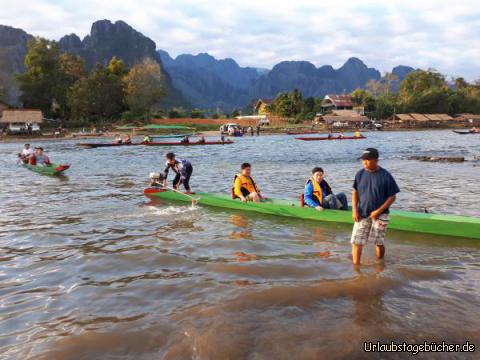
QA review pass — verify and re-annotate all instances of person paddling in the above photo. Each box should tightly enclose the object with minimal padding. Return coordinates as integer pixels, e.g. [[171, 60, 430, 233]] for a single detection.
[[303, 167, 348, 211], [163, 152, 194, 194], [18, 144, 34, 163], [124, 134, 132, 144], [143, 135, 151, 143], [29, 147, 51, 166], [351, 148, 400, 265], [233, 163, 263, 203], [114, 134, 122, 144], [354, 130, 361, 138]]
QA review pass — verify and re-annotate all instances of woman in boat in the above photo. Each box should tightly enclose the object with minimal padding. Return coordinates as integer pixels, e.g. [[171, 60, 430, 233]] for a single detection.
[[233, 163, 263, 203], [303, 167, 348, 211]]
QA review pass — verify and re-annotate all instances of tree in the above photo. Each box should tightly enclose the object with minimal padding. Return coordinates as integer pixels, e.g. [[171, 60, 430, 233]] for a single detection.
[[366, 79, 381, 97], [382, 72, 398, 96], [191, 108, 204, 118], [108, 56, 128, 77], [123, 58, 165, 120], [272, 93, 292, 117], [67, 63, 125, 122], [17, 38, 62, 116], [399, 69, 447, 103], [168, 107, 188, 118], [17, 38, 85, 119], [290, 88, 304, 116]]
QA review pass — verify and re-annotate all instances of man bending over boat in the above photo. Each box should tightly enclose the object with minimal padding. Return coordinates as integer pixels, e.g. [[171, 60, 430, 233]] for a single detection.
[[29, 147, 51, 166], [163, 152, 194, 194], [351, 148, 400, 265], [233, 163, 263, 203], [304, 167, 348, 211]]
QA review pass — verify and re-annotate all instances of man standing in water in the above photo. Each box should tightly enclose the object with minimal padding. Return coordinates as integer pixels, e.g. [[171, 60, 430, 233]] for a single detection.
[[351, 148, 400, 265], [163, 152, 194, 194]]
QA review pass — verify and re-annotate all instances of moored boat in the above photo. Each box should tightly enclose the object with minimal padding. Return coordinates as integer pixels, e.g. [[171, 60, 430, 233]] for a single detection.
[[452, 130, 479, 135], [296, 135, 366, 141], [76, 143, 139, 148], [144, 188, 480, 240], [23, 163, 70, 176], [143, 140, 234, 146]]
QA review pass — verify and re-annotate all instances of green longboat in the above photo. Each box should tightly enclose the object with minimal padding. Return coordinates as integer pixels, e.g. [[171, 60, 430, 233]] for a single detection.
[[23, 163, 70, 176], [144, 188, 480, 240]]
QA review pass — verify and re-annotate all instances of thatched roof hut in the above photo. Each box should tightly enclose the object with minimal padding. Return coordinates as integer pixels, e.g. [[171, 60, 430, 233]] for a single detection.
[[0, 110, 43, 123]]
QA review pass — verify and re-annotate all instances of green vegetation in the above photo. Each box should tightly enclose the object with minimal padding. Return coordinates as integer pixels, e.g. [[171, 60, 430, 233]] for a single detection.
[[265, 70, 480, 121], [16, 37, 167, 126]]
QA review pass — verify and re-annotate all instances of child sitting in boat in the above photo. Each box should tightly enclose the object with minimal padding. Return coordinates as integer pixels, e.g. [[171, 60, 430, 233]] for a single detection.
[[123, 134, 132, 144], [18, 144, 34, 163], [29, 147, 51, 166], [233, 163, 263, 203], [303, 167, 348, 211]]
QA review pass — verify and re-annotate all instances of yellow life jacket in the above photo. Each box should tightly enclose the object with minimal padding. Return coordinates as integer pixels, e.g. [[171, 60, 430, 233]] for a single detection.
[[307, 177, 323, 205], [234, 174, 259, 196]]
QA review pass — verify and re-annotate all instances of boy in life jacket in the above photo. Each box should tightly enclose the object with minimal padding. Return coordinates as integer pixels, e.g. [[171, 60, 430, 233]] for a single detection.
[[29, 147, 52, 166], [304, 167, 348, 211], [233, 163, 263, 203]]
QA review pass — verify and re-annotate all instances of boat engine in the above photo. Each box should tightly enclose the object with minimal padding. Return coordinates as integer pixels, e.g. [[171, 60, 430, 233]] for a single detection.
[[149, 172, 165, 187]]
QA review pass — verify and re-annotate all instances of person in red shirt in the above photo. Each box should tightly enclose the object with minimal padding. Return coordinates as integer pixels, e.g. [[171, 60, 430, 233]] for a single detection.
[[29, 147, 52, 166]]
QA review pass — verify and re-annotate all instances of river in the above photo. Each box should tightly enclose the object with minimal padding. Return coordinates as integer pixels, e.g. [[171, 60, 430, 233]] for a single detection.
[[0, 130, 479, 359]]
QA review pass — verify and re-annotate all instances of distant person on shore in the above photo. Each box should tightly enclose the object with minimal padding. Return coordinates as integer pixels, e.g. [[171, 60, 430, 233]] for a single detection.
[[303, 167, 348, 211], [18, 144, 34, 163], [114, 134, 122, 144], [351, 148, 400, 265], [233, 163, 263, 203], [124, 134, 132, 144], [29, 147, 51, 166], [163, 152, 194, 194], [256, 126, 260, 136], [221, 134, 225, 143], [249, 126, 254, 136]]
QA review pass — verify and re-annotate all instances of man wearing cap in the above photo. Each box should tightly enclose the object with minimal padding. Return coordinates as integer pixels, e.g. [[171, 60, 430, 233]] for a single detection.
[[28, 147, 52, 166], [351, 148, 400, 265]]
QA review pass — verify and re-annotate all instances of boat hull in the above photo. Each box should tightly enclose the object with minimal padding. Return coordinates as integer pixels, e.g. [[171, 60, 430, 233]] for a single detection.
[[143, 141, 233, 146], [296, 136, 366, 141], [23, 163, 70, 176], [144, 189, 480, 240]]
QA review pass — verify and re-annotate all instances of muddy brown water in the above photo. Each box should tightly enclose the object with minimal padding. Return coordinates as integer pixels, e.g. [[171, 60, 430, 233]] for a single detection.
[[0, 130, 479, 359]]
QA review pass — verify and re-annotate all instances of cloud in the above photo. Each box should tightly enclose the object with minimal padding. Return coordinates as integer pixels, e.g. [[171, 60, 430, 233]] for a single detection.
[[1, 0, 479, 80]]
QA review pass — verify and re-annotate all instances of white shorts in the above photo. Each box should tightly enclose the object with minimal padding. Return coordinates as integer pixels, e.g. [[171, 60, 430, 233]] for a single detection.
[[350, 214, 390, 246]]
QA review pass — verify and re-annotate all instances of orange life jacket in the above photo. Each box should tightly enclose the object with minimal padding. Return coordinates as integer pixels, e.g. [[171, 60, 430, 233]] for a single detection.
[[232, 174, 259, 199], [306, 177, 323, 205]]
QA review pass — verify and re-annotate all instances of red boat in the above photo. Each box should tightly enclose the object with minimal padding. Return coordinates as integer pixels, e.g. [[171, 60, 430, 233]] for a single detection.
[[143, 140, 234, 146], [296, 135, 366, 141], [286, 131, 322, 135]]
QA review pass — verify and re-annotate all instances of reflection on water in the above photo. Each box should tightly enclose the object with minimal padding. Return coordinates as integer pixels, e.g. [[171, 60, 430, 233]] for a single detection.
[[0, 130, 479, 359]]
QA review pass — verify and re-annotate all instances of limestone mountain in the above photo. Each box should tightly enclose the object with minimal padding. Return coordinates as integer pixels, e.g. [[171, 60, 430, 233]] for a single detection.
[[0, 25, 33, 105]]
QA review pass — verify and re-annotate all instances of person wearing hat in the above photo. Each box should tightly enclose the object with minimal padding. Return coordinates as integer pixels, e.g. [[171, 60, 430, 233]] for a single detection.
[[351, 148, 400, 265], [28, 147, 52, 166]]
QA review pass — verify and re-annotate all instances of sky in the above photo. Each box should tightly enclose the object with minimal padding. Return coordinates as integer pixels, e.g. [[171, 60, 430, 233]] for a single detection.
[[1, 0, 479, 80]]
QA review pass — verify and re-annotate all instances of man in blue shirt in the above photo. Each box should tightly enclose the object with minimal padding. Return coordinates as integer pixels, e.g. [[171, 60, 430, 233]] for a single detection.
[[304, 167, 348, 210], [351, 148, 400, 265]]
